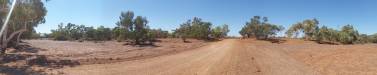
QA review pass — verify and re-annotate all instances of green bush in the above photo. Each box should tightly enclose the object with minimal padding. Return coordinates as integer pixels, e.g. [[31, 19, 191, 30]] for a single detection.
[[212, 24, 230, 38], [286, 19, 319, 40], [174, 17, 229, 41], [50, 23, 113, 41], [368, 34, 377, 43], [239, 16, 284, 40], [287, 19, 371, 44]]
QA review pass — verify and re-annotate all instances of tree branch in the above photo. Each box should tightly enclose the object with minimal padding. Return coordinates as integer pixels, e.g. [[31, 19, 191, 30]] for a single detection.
[[4, 29, 27, 44]]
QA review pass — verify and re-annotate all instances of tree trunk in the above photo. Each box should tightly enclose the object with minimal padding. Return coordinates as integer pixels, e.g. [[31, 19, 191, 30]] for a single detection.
[[1, 28, 7, 54], [16, 32, 23, 46], [182, 37, 187, 43], [135, 39, 140, 45], [0, 28, 27, 55]]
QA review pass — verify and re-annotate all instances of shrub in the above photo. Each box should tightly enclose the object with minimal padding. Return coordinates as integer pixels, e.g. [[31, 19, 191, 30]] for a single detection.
[[174, 17, 229, 42], [239, 16, 284, 40]]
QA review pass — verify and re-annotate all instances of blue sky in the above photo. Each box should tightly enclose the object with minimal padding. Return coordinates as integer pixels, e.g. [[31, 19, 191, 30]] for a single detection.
[[36, 0, 377, 36]]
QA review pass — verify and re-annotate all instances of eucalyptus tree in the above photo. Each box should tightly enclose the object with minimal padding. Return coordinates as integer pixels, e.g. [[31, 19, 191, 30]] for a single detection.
[[132, 16, 149, 44], [148, 28, 169, 39], [174, 20, 191, 42], [285, 23, 303, 38], [95, 26, 112, 41], [174, 17, 215, 41], [211, 24, 230, 38], [220, 24, 230, 38], [115, 11, 151, 44], [315, 26, 340, 44], [285, 19, 319, 40], [239, 16, 284, 40], [0, 0, 47, 54], [112, 27, 126, 41], [302, 19, 319, 40], [115, 11, 134, 40], [369, 33, 377, 43], [190, 17, 212, 39], [338, 25, 359, 44]]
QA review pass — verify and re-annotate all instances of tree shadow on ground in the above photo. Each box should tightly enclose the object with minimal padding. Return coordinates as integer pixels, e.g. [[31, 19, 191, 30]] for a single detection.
[[0, 45, 80, 75], [202, 38, 222, 42], [267, 38, 287, 44], [123, 41, 161, 47], [11, 44, 47, 53], [0, 65, 45, 75]]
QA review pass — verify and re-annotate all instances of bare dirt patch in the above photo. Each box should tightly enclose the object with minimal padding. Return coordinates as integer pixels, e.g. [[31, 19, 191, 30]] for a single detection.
[[267, 39, 377, 75], [0, 39, 208, 75], [59, 39, 320, 75], [24, 39, 208, 65], [2, 39, 377, 75]]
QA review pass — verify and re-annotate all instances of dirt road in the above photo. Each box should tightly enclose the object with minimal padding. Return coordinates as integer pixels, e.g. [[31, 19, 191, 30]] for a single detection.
[[60, 39, 319, 75]]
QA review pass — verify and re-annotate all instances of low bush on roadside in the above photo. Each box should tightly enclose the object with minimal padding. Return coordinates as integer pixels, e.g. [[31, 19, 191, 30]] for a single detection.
[[286, 19, 375, 44]]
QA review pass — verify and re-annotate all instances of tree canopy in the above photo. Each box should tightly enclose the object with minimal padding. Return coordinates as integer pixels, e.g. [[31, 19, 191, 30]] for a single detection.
[[286, 19, 372, 44], [285, 19, 319, 40], [174, 17, 229, 42], [239, 16, 284, 40], [212, 24, 230, 38], [0, 0, 47, 54]]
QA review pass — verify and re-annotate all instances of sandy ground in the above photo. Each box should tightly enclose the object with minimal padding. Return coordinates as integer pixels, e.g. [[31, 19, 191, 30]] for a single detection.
[[24, 39, 208, 65], [59, 39, 320, 75], [3, 39, 377, 75], [279, 39, 377, 75], [0, 39, 208, 75]]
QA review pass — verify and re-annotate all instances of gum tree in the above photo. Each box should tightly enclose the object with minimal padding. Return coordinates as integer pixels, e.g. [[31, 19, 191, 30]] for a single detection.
[[239, 16, 284, 40], [285, 19, 319, 40], [0, 0, 47, 54]]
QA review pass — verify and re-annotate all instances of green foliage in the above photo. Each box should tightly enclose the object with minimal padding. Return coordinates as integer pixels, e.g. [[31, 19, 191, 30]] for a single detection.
[[315, 25, 362, 44], [132, 16, 149, 44], [212, 24, 230, 38], [112, 27, 127, 41], [95, 26, 112, 41], [0, 0, 47, 53], [190, 18, 212, 39], [357, 34, 369, 44], [286, 19, 319, 40], [212, 26, 223, 38], [286, 19, 373, 44], [174, 20, 191, 41], [174, 17, 229, 41], [50, 23, 113, 41], [239, 16, 284, 40], [369, 33, 377, 43], [115, 11, 168, 44], [49, 11, 169, 44], [314, 26, 339, 44], [338, 25, 359, 44], [148, 28, 169, 39], [83, 27, 96, 40], [50, 23, 68, 41]]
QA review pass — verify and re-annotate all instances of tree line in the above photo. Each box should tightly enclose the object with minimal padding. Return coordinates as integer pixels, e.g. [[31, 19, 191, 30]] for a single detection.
[[50, 23, 113, 41], [173, 17, 230, 42], [239, 16, 377, 44], [49, 21, 170, 45], [285, 19, 377, 44], [49, 11, 230, 44], [1, 0, 377, 55]]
